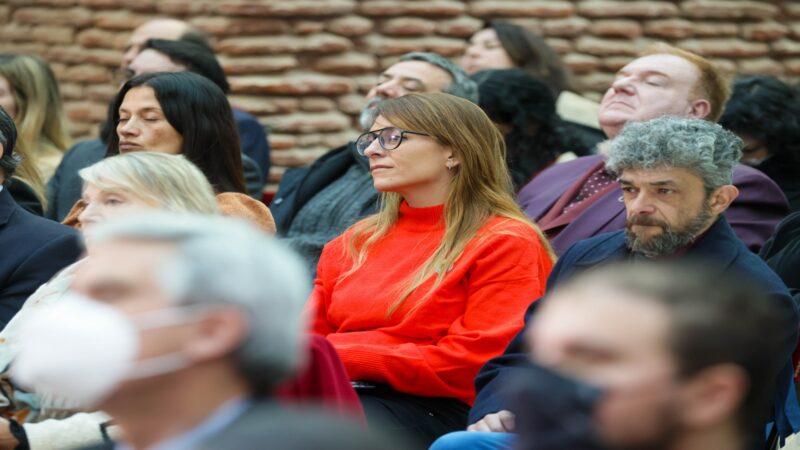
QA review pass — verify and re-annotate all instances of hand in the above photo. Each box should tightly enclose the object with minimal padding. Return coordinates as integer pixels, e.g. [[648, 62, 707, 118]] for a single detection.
[[467, 410, 516, 432], [0, 418, 20, 450]]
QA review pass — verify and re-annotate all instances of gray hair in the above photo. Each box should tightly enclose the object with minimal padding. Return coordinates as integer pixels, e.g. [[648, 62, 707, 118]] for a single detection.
[[91, 213, 311, 393], [606, 116, 742, 192], [398, 52, 479, 104]]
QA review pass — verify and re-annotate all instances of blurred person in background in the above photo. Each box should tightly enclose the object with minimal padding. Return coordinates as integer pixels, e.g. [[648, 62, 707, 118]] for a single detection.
[[473, 69, 584, 189], [510, 263, 793, 450], [0, 54, 72, 214], [461, 21, 604, 154], [59, 72, 275, 233], [720, 76, 800, 212]]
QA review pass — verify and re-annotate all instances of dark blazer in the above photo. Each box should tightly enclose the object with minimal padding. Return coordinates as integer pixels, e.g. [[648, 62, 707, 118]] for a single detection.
[[761, 212, 800, 296], [271, 142, 377, 234], [46, 139, 264, 222], [0, 186, 82, 328], [80, 402, 410, 450], [517, 154, 790, 255], [8, 177, 43, 216], [470, 217, 800, 441]]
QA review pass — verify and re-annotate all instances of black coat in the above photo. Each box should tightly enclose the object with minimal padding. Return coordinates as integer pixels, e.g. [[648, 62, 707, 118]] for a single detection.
[[761, 211, 800, 296], [0, 186, 82, 328]]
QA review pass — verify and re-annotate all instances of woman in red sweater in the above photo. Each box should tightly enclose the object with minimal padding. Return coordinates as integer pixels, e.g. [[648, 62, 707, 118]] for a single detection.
[[307, 92, 555, 445]]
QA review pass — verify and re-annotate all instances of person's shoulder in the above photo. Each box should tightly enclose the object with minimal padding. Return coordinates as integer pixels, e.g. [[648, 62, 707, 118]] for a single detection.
[[215, 193, 276, 234], [559, 230, 626, 263], [5, 202, 78, 237], [232, 108, 266, 131]]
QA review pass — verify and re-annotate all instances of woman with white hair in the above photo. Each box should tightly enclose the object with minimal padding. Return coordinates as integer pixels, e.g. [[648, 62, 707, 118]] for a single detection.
[[0, 152, 218, 449]]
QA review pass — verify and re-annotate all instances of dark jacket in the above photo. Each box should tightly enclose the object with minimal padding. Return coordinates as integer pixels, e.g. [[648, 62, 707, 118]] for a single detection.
[[470, 217, 800, 441], [517, 154, 790, 255], [271, 142, 376, 234], [761, 212, 800, 296], [79, 401, 407, 450], [0, 186, 82, 328], [8, 177, 43, 216], [233, 108, 271, 183], [46, 139, 264, 221]]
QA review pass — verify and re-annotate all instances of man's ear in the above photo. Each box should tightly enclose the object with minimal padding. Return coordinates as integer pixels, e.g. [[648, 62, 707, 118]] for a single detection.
[[678, 364, 748, 429], [688, 99, 712, 120], [708, 185, 738, 215], [183, 307, 249, 362]]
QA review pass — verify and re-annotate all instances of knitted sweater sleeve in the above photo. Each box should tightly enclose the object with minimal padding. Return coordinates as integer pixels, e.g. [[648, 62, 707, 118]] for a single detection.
[[305, 237, 346, 336], [329, 231, 551, 403]]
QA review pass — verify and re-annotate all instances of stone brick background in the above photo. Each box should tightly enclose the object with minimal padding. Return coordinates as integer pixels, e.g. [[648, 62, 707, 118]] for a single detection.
[[1, 0, 799, 192]]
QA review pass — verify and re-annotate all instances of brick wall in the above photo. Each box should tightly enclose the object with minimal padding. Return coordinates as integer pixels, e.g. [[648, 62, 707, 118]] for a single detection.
[[2, 0, 799, 190]]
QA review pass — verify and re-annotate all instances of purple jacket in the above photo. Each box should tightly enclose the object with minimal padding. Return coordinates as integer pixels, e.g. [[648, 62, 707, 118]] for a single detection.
[[518, 154, 790, 255]]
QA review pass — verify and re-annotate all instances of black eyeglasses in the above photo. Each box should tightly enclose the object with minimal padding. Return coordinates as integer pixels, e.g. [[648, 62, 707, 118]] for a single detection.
[[355, 127, 429, 156]]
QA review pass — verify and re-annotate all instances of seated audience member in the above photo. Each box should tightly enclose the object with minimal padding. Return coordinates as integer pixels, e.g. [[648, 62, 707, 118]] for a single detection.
[[60, 72, 275, 233], [0, 54, 72, 213], [473, 69, 583, 189], [720, 76, 800, 212], [0, 106, 81, 329], [46, 18, 269, 220], [129, 38, 269, 186], [461, 21, 604, 153], [0, 152, 218, 449], [307, 93, 555, 446], [271, 52, 478, 273], [10, 214, 315, 450], [507, 263, 791, 450], [434, 117, 799, 450], [517, 43, 789, 255]]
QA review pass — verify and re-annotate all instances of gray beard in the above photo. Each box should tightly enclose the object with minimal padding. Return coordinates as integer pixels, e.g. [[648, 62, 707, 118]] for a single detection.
[[625, 207, 713, 258]]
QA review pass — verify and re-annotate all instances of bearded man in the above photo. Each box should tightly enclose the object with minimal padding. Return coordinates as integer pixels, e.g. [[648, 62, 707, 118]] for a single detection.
[[431, 115, 799, 450]]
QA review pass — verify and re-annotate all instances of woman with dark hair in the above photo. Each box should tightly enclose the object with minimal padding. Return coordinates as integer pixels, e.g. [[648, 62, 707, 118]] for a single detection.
[[62, 71, 275, 232], [474, 69, 582, 189], [462, 21, 604, 155], [463, 21, 573, 95], [720, 76, 800, 212], [130, 38, 271, 183]]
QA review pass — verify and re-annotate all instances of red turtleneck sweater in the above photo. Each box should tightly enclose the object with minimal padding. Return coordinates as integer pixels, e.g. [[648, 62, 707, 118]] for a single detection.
[[307, 202, 553, 404]]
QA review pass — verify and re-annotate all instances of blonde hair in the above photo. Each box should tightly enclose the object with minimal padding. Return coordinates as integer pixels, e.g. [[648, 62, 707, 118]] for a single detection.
[[640, 43, 731, 122], [345, 92, 555, 317], [79, 153, 218, 215], [0, 54, 72, 205]]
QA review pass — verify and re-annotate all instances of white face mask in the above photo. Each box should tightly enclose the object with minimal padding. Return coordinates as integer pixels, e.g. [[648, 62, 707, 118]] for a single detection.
[[12, 292, 196, 408]]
